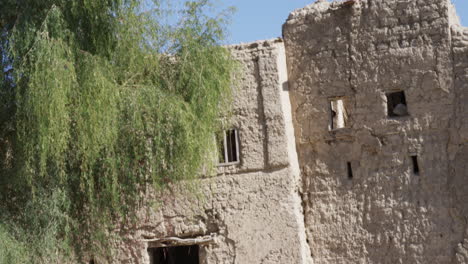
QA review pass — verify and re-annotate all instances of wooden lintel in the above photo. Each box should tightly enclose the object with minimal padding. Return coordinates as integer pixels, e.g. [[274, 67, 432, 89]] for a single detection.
[[143, 235, 217, 248]]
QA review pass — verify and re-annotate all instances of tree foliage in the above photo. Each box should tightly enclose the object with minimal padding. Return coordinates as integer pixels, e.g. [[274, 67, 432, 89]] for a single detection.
[[0, 0, 235, 262]]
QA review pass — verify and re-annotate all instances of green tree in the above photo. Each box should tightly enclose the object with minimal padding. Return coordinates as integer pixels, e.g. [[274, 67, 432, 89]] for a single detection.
[[0, 0, 235, 262]]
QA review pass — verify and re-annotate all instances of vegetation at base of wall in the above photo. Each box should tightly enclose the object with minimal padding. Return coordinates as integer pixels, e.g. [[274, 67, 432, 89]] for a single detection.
[[0, 0, 235, 262]]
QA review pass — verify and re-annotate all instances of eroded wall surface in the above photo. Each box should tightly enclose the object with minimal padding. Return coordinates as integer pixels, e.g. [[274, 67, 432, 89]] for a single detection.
[[112, 1, 468, 263], [451, 17, 468, 264], [284, 0, 467, 263], [114, 40, 311, 264]]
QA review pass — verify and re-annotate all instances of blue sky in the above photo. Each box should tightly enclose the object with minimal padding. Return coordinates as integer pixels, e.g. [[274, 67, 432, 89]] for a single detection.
[[223, 0, 468, 44]]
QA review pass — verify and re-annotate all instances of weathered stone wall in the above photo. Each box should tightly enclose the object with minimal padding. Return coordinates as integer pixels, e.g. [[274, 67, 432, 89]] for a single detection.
[[283, 0, 467, 263], [110, 1, 468, 263], [451, 14, 468, 264], [114, 40, 311, 264]]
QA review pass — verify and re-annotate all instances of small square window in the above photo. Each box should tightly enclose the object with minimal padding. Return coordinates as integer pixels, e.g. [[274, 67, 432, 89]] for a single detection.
[[386, 91, 408, 117], [329, 98, 348, 130], [148, 245, 199, 264], [217, 129, 239, 165]]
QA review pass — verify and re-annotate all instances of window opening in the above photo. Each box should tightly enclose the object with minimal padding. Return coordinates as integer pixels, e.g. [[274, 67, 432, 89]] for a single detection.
[[218, 129, 239, 164], [347, 162, 353, 179], [329, 98, 348, 130], [411, 155, 420, 175], [386, 91, 408, 117], [149, 245, 199, 264]]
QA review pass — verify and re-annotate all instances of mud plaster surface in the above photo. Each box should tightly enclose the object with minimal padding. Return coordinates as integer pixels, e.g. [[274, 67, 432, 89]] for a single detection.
[[114, 0, 468, 263], [284, 0, 468, 263]]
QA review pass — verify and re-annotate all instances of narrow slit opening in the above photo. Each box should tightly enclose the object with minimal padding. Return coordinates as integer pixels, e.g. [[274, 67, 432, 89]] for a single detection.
[[347, 162, 353, 179], [411, 155, 420, 175], [227, 130, 238, 162]]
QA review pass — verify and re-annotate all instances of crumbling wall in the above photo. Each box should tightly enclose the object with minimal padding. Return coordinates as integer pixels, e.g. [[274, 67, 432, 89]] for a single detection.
[[450, 14, 468, 264], [109, 1, 468, 263], [114, 40, 311, 264], [284, 0, 466, 263]]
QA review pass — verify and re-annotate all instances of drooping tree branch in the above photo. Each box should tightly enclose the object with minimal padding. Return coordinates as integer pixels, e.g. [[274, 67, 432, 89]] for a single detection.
[[0, 1, 235, 263]]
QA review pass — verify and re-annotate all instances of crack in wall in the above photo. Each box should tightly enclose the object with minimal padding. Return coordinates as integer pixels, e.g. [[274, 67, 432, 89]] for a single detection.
[[254, 56, 270, 169], [449, 21, 468, 264], [275, 41, 314, 263]]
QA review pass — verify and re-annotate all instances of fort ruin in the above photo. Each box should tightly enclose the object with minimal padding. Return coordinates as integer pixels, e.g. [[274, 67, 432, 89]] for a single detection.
[[114, 0, 468, 263]]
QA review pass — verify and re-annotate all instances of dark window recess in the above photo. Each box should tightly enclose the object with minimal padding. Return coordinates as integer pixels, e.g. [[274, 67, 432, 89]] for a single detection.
[[411, 155, 420, 175], [347, 162, 353, 179], [149, 245, 199, 264], [386, 91, 408, 117], [218, 129, 239, 164]]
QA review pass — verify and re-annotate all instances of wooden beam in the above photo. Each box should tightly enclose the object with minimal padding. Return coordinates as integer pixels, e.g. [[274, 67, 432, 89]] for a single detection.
[[143, 234, 217, 248]]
